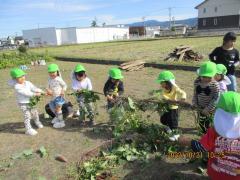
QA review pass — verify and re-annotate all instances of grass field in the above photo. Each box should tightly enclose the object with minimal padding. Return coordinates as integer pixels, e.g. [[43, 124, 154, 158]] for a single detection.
[[29, 36, 240, 65], [1, 60, 239, 179]]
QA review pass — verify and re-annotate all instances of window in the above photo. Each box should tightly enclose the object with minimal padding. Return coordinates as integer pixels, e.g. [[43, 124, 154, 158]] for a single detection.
[[214, 18, 218, 25], [203, 19, 206, 26], [215, 7, 218, 12], [203, 8, 206, 13]]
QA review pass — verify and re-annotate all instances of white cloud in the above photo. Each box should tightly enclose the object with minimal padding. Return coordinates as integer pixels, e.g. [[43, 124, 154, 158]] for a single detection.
[[19, 1, 108, 12]]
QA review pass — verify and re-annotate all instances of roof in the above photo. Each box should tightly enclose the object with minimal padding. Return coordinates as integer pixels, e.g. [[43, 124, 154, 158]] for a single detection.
[[195, 0, 209, 9]]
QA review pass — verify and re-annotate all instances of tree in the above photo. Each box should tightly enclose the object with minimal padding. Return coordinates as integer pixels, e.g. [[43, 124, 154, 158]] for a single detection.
[[102, 22, 106, 27], [91, 17, 98, 27], [91, 20, 97, 27], [18, 45, 27, 53]]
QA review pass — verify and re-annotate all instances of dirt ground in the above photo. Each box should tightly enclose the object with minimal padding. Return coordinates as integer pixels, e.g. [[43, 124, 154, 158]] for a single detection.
[[0, 61, 239, 180]]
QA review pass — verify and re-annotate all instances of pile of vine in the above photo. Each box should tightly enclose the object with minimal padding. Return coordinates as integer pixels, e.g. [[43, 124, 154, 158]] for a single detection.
[[69, 95, 190, 180]]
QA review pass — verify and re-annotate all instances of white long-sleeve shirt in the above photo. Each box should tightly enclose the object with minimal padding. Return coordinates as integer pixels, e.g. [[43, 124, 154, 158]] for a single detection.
[[48, 76, 67, 99], [13, 81, 43, 104], [71, 75, 92, 92]]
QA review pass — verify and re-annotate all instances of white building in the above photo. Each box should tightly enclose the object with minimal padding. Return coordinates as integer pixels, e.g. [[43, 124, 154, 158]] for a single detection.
[[145, 26, 161, 37], [23, 27, 129, 47], [195, 0, 240, 30]]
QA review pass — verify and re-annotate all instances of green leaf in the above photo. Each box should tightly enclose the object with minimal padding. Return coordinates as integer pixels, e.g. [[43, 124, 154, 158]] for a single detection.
[[197, 166, 205, 174], [126, 155, 137, 162], [83, 162, 91, 168], [11, 153, 23, 160], [128, 97, 135, 110], [23, 149, 33, 157], [116, 147, 125, 152], [90, 175, 95, 180], [39, 146, 47, 158], [100, 161, 108, 169], [7, 162, 14, 168], [168, 146, 177, 153]]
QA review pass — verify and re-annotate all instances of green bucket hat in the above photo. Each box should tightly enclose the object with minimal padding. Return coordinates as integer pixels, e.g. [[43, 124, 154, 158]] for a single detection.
[[48, 64, 59, 73], [216, 64, 227, 75], [109, 68, 124, 79], [10, 68, 26, 78], [197, 61, 217, 77], [217, 91, 240, 114], [214, 92, 240, 139], [74, 64, 86, 72], [156, 71, 175, 83]]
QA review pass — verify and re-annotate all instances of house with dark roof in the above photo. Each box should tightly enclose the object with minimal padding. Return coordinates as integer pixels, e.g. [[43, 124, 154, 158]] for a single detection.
[[195, 0, 240, 30]]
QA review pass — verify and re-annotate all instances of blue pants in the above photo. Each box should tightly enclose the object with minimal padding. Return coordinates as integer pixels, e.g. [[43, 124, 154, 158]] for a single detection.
[[227, 75, 237, 92], [49, 96, 65, 115]]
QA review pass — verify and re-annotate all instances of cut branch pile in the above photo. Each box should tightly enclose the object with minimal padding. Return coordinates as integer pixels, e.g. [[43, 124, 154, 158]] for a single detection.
[[164, 45, 203, 62], [119, 60, 145, 71]]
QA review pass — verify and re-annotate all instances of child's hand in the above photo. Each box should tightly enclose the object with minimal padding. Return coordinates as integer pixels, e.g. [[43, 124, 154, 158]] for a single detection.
[[107, 95, 114, 101], [35, 92, 42, 97], [202, 109, 210, 116], [46, 89, 53, 96], [178, 135, 191, 147]]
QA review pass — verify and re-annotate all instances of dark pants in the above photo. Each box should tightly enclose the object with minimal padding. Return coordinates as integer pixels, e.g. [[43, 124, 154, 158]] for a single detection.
[[160, 109, 178, 130], [107, 100, 115, 110], [45, 102, 73, 118]]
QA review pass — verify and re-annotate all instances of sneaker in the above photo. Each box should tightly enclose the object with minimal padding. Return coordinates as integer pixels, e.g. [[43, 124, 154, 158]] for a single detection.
[[174, 134, 180, 141], [53, 121, 65, 128], [164, 127, 172, 134], [74, 110, 80, 117], [25, 129, 38, 136], [34, 121, 44, 129], [169, 134, 180, 142], [51, 117, 58, 124], [36, 123, 44, 129]]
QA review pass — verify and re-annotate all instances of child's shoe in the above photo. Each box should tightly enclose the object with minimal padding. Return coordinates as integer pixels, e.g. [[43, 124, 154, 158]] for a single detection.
[[74, 110, 80, 117], [25, 129, 38, 136], [169, 134, 180, 141], [51, 117, 58, 124], [53, 121, 65, 128], [164, 127, 172, 134], [34, 120, 44, 129]]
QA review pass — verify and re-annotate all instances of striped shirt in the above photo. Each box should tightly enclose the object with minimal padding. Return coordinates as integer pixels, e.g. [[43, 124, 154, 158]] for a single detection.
[[192, 77, 220, 113]]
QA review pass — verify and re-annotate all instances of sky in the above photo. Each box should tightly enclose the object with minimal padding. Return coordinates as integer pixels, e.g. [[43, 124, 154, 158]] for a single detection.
[[0, 0, 203, 38]]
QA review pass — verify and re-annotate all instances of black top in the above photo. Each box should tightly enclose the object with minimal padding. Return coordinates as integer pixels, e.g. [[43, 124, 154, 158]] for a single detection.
[[209, 46, 239, 75], [103, 78, 124, 96]]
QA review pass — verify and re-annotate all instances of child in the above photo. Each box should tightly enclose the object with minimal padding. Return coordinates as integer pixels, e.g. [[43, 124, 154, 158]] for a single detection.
[[156, 70, 186, 141], [103, 68, 124, 110], [215, 64, 231, 93], [46, 64, 67, 128], [209, 32, 239, 91], [9, 68, 44, 136], [179, 91, 240, 180], [192, 61, 220, 134], [71, 64, 95, 125]]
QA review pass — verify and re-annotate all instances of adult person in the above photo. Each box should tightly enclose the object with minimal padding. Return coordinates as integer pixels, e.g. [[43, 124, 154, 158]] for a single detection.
[[209, 32, 239, 91]]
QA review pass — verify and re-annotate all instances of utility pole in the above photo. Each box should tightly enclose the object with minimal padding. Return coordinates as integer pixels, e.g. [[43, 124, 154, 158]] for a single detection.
[[168, 7, 172, 29], [142, 16, 146, 37], [172, 16, 175, 27]]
